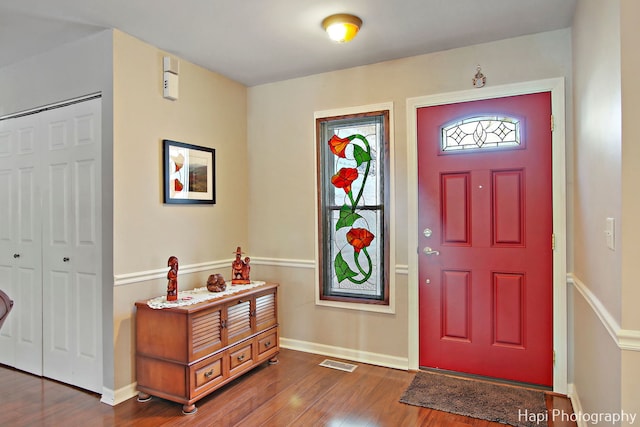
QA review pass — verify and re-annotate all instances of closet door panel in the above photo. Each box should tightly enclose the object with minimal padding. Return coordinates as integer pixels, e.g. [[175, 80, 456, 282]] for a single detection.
[[0, 130, 15, 363], [0, 116, 42, 374], [15, 159, 42, 374], [0, 98, 101, 393], [16, 125, 43, 375], [76, 160, 98, 245], [0, 169, 13, 356], [41, 99, 102, 393], [73, 271, 101, 391], [47, 270, 72, 351], [0, 265, 14, 363]]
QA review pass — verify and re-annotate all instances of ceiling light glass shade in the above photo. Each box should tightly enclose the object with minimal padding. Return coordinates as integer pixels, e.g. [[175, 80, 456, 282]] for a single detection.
[[322, 14, 362, 43]]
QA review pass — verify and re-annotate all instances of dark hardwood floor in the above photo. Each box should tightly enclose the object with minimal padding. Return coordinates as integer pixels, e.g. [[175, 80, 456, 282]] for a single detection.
[[0, 348, 576, 427]]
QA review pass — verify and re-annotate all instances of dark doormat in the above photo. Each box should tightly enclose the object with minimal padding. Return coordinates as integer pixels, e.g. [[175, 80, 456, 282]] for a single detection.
[[399, 371, 548, 427]]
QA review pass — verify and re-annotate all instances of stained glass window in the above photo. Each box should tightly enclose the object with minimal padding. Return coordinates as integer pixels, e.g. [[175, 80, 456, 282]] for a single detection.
[[441, 116, 520, 152], [316, 111, 390, 304]]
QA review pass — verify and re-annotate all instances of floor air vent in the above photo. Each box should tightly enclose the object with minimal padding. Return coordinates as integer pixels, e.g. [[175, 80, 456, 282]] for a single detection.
[[319, 359, 358, 372]]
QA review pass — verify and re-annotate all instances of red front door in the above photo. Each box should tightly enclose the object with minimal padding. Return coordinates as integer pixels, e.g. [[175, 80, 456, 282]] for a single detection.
[[417, 92, 553, 386]]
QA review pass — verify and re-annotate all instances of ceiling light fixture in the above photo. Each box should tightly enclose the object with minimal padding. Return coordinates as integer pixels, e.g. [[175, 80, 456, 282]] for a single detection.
[[322, 13, 363, 43]]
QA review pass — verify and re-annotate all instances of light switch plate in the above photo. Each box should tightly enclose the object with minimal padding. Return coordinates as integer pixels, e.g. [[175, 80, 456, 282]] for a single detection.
[[605, 217, 615, 250]]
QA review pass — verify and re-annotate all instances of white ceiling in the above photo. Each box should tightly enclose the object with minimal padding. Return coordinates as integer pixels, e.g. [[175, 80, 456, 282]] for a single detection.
[[0, 0, 576, 87]]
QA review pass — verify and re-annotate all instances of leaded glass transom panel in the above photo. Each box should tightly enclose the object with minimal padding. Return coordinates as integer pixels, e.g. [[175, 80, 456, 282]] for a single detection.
[[441, 116, 520, 152]]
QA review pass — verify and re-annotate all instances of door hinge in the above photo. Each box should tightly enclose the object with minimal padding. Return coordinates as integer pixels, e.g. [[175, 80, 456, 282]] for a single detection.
[[552, 233, 556, 251], [553, 350, 556, 365], [551, 114, 555, 132]]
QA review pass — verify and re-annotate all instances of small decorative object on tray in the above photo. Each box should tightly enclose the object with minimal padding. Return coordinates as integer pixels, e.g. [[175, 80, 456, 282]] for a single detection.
[[166, 256, 179, 301], [206, 273, 226, 292], [231, 246, 251, 284]]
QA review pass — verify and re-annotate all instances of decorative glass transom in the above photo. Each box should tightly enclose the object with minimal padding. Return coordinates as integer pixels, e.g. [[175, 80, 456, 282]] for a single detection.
[[441, 116, 520, 152]]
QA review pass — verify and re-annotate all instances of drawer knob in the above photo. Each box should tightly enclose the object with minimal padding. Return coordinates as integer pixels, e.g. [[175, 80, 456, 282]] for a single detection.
[[264, 341, 271, 348], [204, 369, 214, 379], [237, 354, 245, 362]]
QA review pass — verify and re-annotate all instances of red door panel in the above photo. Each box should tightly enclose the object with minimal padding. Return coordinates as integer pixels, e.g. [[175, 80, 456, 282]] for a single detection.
[[418, 92, 553, 386]]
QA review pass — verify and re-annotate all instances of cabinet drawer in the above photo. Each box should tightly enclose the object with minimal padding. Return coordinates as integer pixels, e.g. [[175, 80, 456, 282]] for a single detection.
[[195, 358, 223, 388], [257, 331, 277, 356], [190, 353, 225, 397], [229, 343, 253, 373]]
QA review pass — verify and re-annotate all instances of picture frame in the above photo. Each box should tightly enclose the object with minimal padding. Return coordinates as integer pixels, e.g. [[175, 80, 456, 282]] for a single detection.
[[163, 139, 216, 204]]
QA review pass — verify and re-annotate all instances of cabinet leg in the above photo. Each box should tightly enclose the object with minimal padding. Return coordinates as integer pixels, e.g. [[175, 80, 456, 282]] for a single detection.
[[137, 392, 152, 402], [182, 404, 198, 415], [268, 355, 279, 365]]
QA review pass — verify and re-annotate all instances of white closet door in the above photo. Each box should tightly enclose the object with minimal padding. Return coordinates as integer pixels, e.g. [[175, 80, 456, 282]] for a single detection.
[[41, 98, 103, 393], [0, 115, 44, 375]]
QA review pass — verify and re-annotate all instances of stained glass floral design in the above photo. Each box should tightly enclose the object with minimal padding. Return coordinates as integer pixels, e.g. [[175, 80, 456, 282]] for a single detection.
[[317, 110, 389, 304], [328, 134, 375, 284]]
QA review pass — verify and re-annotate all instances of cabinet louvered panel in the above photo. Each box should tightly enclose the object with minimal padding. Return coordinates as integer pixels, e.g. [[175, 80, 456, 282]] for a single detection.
[[191, 308, 223, 359], [256, 292, 276, 330], [227, 300, 252, 342]]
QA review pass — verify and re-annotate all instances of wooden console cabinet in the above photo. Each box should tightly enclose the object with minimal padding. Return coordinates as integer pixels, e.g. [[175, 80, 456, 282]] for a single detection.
[[135, 282, 279, 414]]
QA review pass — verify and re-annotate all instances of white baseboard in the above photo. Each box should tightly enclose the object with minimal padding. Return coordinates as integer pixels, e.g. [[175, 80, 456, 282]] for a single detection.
[[567, 383, 588, 427], [280, 337, 409, 371], [107, 340, 408, 407], [100, 382, 138, 406]]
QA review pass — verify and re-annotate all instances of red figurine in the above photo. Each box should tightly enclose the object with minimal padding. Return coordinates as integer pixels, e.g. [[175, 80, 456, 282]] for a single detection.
[[231, 247, 251, 284], [167, 256, 179, 301]]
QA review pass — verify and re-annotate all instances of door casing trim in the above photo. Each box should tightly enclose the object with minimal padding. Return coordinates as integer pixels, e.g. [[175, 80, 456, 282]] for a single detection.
[[406, 78, 567, 394]]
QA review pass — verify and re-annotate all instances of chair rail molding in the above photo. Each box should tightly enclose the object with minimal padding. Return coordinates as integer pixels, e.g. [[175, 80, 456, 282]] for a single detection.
[[114, 257, 408, 287], [113, 259, 232, 286], [568, 273, 640, 352]]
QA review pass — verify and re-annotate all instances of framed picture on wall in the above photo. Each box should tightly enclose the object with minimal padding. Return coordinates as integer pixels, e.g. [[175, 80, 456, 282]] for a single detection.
[[163, 139, 216, 204]]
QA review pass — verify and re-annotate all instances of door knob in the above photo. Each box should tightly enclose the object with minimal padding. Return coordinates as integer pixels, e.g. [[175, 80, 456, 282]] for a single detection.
[[423, 247, 440, 256]]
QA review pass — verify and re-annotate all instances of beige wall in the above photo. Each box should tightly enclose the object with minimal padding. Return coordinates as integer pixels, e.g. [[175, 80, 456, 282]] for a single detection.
[[573, 0, 640, 421], [572, 289, 621, 415], [0, 31, 113, 117], [573, 0, 622, 321], [247, 30, 572, 362], [111, 30, 248, 391], [620, 0, 640, 334], [4, 12, 637, 415], [0, 30, 117, 390], [620, 0, 640, 421], [571, 0, 621, 416]]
